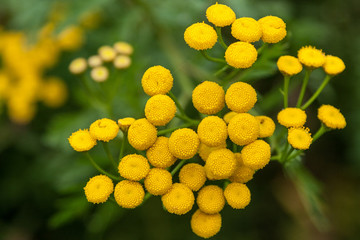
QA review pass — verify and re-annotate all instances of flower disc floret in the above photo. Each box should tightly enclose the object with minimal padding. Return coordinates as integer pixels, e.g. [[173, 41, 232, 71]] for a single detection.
[[98, 45, 116, 62], [68, 129, 97, 152], [179, 163, 206, 191], [224, 183, 251, 209], [225, 42, 258, 69], [144, 168, 172, 196], [225, 82, 257, 113], [168, 128, 200, 159], [128, 118, 157, 150], [198, 141, 227, 162], [146, 136, 177, 168], [258, 16, 287, 43], [114, 55, 131, 69], [192, 81, 225, 115], [197, 185, 225, 214], [91, 66, 109, 82], [256, 116, 275, 138], [197, 116, 228, 147], [241, 140, 271, 170], [228, 113, 260, 146], [145, 94, 176, 126], [206, 3, 236, 27], [89, 118, 119, 142], [297, 46, 326, 68], [205, 148, 236, 180], [231, 17, 262, 42], [323, 55, 345, 75], [118, 154, 150, 181], [288, 127, 312, 150], [277, 108, 307, 128], [114, 180, 144, 209], [277, 55, 303, 76], [317, 105, 346, 129], [84, 175, 114, 204], [113, 41, 133, 55], [141, 65, 173, 96], [184, 22, 218, 50], [229, 153, 255, 183], [161, 183, 195, 215], [69, 58, 87, 74], [191, 209, 222, 239]]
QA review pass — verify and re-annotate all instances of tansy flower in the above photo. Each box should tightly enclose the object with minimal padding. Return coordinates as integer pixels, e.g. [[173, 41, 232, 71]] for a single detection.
[[231, 17, 262, 43], [114, 55, 131, 69], [228, 113, 260, 146], [197, 116, 228, 147], [198, 141, 227, 162], [224, 183, 251, 209], [114, 180, 144, 209], [323, 55, 345, 75], [161, 183, 195, 215], [146, 136, 177, 168], [191, 209, 222, 239], [205, 148, 236, 180], [277, 55, 303, 76], [277, 108, 307, 128], [241, 140, 271, 170], [297, 46, 326, 68], [192, 81, 225, 115], [128, 118, 157, 151], [145, 94, 176, 126], [88, 55, 102, 68], [225, 82, 257, 113], [118, 154, 150, 181], [256, 116, 275, 138], [223, 111, 237, 124], [57, 25, 84, 51], [98, 45, 116, 62], [84, 175, 114, 204], [40, 77, 68, 108], [225, 41, 258, 68], [144, 168, 172, 196], [317, 105, 346, 129], [258, 16, 287, 43], [179, 163, 206, 191], [113, 41, 133, 55], [288, 127, 312, 150], [69, 57, 87, 74], [141, 65, 173, 96], [89, 118, 119, 142], [91, 66, 109, 82], [168, 128, 200, 160], [229, 153, 255, 183], [184, 22, 218, 50], [118, 117, 136, 132], [206, 3, 236, 27], [68, 129, 97, 152], [197, 185, 225, 214]]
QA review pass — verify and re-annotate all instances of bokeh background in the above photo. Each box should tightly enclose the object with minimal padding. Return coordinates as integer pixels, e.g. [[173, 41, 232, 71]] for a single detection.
[[0, 0, 359, 239]]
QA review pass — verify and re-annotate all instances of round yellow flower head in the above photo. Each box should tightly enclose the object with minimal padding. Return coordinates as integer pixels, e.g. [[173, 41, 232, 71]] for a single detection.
[[144, 168, 172, 196], [198, 141, 227, 162], [223, 111, 237, 124], [145, 94, 176, 126], [69, 57, 87, 74], [91, 66, 109, 82], [191, 209, 222, 239], [277, 55, 303, 76], [224, 183, 251, 209], [168, 128, 200, 159], [228, 113, 260, 146], [161, 183, 195, 215], [323, 55, 345, 75], [88, 55, 102, 68], [277, 107, 307, 128], [205, 148, 236, 180], [318, 105, 346, 129], [197, 185, 225, 214], [231, 17, 262, 42], [256, 116, 275, 138], [7, 98, 36, 125], [258, 16, 287, 43], [113, 41, 133, 55], [68, 129, 97, 152], [241, 140, 271, 170], [89, 118, 119, 142], [114, 55, 131, 69], [288, 127, 312, 150], [197, 116, 228, 147], [192, 81, 225, 115], [40, 77, 68, 108], [225, 82, 257, 113], [118, 154, 150, 181], [297, 46, 326, 68], [141, 65, 173, 96], [229, 153, 255, 183], [98, 45, 116, 62], [225, 41, 258, 69], [117, 117, 136, 132], [128, 118, 157, 151], [179, 163, 206, 191], [114, 180, 144, 209], [206, 3, 236, 27], [146, 136, 177, 168], [57, 25, 84, 51], [84, 175, 114, 204], [184, 22, 218, 50]]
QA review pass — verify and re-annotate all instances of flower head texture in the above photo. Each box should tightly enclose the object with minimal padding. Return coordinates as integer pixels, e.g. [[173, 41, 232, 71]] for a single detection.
[[90, 118, 119, 142], [98, 45, 116, 62], [184, 22, 218, 50], [114, 55, 131, 69], [241, 140, 271, 170], [258, 16, 286, 43], [198, 141, 227, 162], [228, 113, 259, 146], [117, 117, 136, 132], [168, 128, 200, 159], [192, 81, 225, 115], [88, 55, 102, 68], [179, 163, 206, 191], [84, 175, 114, 204], [68, 129, 97, 152], [114, 180, 144, 209], [128, 118, 157, 150], [145, 94, 176, 126], [317, 105, 346, 129], [197, 185, 225, 214], [113, 41, 133, 55], [144, 168, 172, 196], [225, 82, 257, 113], [161, 183, 195, 215], [225, 42, 258, 69], [277, 55, 303, 76], [224, 183, 251, 209], [298, 46, 326, 68], [191, 209, 222, 239], [323, 55, 345, 75], [146, 136, 177, 168], [141, 65, 173, 96], [229, 153, 255, 183], [256, 116, 276, 138], [69, 57, 87, 74], [277, 108, 307, 128], [231, 17, 262, 42], [197, 116, 228, 147], [288, 127, 312, 150], [223, 111, 237, 124], [118, 154, 150, 181], [205, 149, 236, 180], [91, 66, 109, 82], [206, 3, 236, 27]]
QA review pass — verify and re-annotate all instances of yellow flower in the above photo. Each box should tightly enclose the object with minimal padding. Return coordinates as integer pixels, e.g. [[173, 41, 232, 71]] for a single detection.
[[225, 82, 257, 113], [258, 16, 287, 43], [229, 153, 255, 183], [141, 65, 173, 96], [57, 25, 84, 51], [168, 128, 200, 160], [40, 77, 67, 108], [84, 175, 114, 204], [297, 46, 326, 68], [7, 97, 36, 125], [69, 57, 87, 74], [206, 3, 236, 27], [114, 55, 131, 69], [224, 183, 251, 209], [318, 105, 346, 129], [241, 140, 271, 170], [205, 149, 236, 180], [223, 111, 237, 124], [88, 55, 102, 68], [277, 55, 303, 76], [256, 116, 275, 138], [277, 108, 307, 128], [145, 94, 176, 126], [191, 209, 222, 239], [118, 154, 150, 181], [197, 185, 225, 214], [198, 141, 227, 162], [161, 183, 195, 215], [231, 17, 262, 42], [117, 117, 136, 132], [144, 168, 172, 196], [113, 41, 133, 55], [192, 81, 225, 115], [228, 113, 259, 146], [179, 163, 206, 191], [288, 127, 312, 150], [128, 118, 157, 151], [323, 55, 345, 75], [68, 129, 97, 152], [114, 180, 144, 209], [89, 118, 119, 142], [146, 136, 177, 168], [197, 116, 228, 147], [91, 66, 109, 82], [225, 41, 258, 68], [184, 22, 218, 50], [98, 45, 116, 62]]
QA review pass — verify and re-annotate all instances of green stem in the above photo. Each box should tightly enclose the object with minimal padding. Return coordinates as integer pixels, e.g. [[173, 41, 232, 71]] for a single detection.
[[280, 142, 290, 163], [257, 42, 268, 54], [175, 113, 199, 125], [200, 50, 226, 64], [312, 124, 329, 142], [270, 155, 281, 161], [214, 65, 230, 77], [158, 123, 193, 136], [233, 143, 238, 152], [283, 75, 290, 108], [171, 159, 187, 176], [84, 152, 121, 181], [296, 69, 312, 107], [118, 131, 127, 162], [102, 142, 117, 169], [168, 91, 186, 116], [215, 27, 227, 49], [301, 75, 332, 110]]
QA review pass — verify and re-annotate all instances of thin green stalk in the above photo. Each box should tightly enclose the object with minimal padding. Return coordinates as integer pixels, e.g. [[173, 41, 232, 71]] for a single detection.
[[301, 75, 332, 110], [175, 113, 199, 125], [257, 42, 268, 54], [214, 65, 230, 77], [215, 26, 227, 49], [280, 142, 290, 163], [118, 131, 127, 162], [102, 142, 117, 169], [80, 74, 93, 94], [296, 69, 312, 107], [158, 123, 193, 136], [270, 155, 281, 161], [84, 152, 121, 181], [143, 192, 152, 202], [283, 75, 290, 108], [200, 50, 226, 64], [168, 91, 186, 116], [233, 143, 238, 152], [171, 159, 187, 176], [312, 124, 329, 142]]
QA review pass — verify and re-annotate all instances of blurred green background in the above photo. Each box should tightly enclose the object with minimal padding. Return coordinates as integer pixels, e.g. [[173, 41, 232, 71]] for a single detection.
[[0, 0, 359, 239]]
